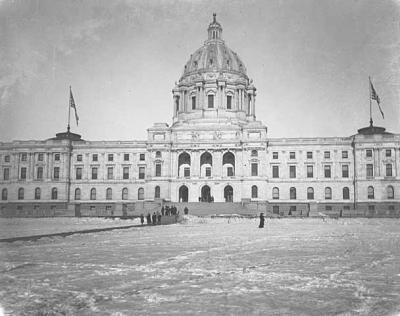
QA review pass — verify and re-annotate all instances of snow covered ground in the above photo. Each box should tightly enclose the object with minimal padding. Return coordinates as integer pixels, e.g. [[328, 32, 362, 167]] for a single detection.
[[0, 217, 399, 315], [0, 217, 141, 239]]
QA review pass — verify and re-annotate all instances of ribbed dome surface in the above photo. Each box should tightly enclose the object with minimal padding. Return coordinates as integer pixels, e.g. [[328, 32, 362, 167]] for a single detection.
[[182, 41, 247, 77]]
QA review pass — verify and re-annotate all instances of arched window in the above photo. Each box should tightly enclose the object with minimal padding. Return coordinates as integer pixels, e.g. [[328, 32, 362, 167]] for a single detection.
[[90, 188, 96, 200], [368, 186, 374, 199], [178, 152, 191, 177], [387, 186, 394, 199], [138, 188, 144, 200], [307, 187, 314, 200], [155, 186, 160, 199], [155, 151, 162, 158], [251, 185, 258, 198], [18, 188, 24, 200], [51, 188, 58, 200], [343, 187, 350, 200], [325, 187, 332, 200], [272, 187, 279, 200], [223, 152, 235, 176], [122, 188, 128, 200], [290, 187, 296, 200], [106, 188, 112, 200], [1, 188, 7, 201], [35, 187, 41, 200], [251, 150, 258, 157], [75, 188, 81, 200]]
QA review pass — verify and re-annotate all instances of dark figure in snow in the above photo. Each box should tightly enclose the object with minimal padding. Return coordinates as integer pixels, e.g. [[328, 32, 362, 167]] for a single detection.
[[259, 213, 265, 228], [339, 209, 343, 217], [152, 213, 157, 225], [158, 213, 162, 224], [165, 206, 170, 216], [140, 214, 144, 225], [146, 213, 151, 225], [161, 206, 165, 216], [184, 207, 189, 215]]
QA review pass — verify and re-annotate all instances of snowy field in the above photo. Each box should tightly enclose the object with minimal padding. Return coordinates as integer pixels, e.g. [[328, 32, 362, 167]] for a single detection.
[[0, 217, 400, 315], [0, 217, 141, 239]]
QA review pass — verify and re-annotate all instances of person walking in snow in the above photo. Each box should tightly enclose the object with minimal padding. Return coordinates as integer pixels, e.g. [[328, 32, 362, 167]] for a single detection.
[[259, 212, 265, 228]]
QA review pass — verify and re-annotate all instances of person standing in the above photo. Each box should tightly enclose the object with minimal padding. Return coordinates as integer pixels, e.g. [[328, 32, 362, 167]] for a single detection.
[[140, 214, 144, 225], [152, 212, 157, 225], [259, 212, 265, 228], [161, 206, 165, 216], [146, 213, 151, 225]]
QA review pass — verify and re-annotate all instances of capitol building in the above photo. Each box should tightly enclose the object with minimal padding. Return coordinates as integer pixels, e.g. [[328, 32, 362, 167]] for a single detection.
[[1, 15, 399, 217]]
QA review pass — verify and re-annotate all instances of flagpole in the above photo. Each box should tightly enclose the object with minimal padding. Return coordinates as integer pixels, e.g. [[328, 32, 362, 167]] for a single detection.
[[368, 76, 373, 127], [68, 86, 71, 133]]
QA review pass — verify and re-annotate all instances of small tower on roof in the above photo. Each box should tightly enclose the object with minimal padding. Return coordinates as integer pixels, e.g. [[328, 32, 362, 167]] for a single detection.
[[207, 13, 222, 40]]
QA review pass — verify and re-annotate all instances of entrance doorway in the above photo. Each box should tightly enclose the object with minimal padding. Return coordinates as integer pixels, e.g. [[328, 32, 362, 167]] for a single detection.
[[179, 185, 189, 202], [224, 185, 233, 202], [201, 185, 212, 202]]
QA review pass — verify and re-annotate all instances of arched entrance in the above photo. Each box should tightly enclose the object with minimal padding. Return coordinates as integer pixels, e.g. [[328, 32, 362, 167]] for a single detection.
[[201, 185, 211, 202], [224, 185, 233, 202], [179, 185, 189, 202]]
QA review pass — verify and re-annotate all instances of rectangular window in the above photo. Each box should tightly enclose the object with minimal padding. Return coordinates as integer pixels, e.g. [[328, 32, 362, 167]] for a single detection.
[[106, 205, 112, 211], [92, 154, 98, 162], [21, 153, 27, 161], [123, 167, 129, 179], [342, 151, 348, 159], [342, 165, 349, 178], [251, 163, 258, 176], [107, 167, 113, 180], [139, 166, 145, 179], [3, 168, 9, 180], [140, 154, 145, 161], [272, 206, 279, 214], [366, 164, 373, 178], [307, 165, 313, 178], [386, 164, 392, 177], [54, 153, 60, 161], [325, 206, 332, 211], [155, 164, 161, 177], [366, 149, 372, 158], [368, 205, 375, 211], [38, 153, 44, 161], [289, 165, 296, 178], [192, 96, 196, 110], [76, 168, 82, 180], [290, 205, 296, 213], [37, 167, 43, 180], [227, 95, 232, 109], [205, 167, 211, 177], [124, 153, 129, 161], [386, 149, 391, 157], [4, 155, 10, 163], [92, 167, 98, 180], [53, 167, 60, 180], [289, 152, 295, 159], [272, 152, 278, 159], [108, 154, 113, 162], [227, 167, 234, 177], [324, 151, 330, 159], [208, 94, 214, 108], [272, 166, 279, 178], [344, 206, 350, 211], [324, 165, 331, 178], [20, 167, 27, 180], [77, 154, 82, 162], [306, 152, 313, 159], [184, 167, 190, 177]]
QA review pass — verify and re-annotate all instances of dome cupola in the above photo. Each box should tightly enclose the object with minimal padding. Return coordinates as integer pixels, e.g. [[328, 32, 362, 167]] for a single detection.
[[207, 13, 222, 41]]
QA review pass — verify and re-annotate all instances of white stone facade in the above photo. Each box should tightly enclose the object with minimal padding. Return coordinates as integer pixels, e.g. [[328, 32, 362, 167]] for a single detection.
[[1, 15, 399, 217]]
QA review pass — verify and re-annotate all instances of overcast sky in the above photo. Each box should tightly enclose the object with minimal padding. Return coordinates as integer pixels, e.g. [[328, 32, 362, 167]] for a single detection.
[[1, 0, 399, 141]]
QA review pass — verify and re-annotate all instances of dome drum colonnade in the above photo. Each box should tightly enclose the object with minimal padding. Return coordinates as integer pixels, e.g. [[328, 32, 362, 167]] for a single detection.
[[172, 14, 256, 124]]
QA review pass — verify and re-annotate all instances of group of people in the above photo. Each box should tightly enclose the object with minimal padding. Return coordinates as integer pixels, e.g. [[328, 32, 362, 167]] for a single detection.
[[139, 205, 189, 225]]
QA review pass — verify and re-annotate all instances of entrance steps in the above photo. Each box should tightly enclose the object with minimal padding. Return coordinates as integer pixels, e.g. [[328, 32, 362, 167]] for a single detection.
[[166, 202, 262, 217]]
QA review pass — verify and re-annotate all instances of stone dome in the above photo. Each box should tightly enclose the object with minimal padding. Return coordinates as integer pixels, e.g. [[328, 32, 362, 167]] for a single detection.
[[181, 14, 247, 79]]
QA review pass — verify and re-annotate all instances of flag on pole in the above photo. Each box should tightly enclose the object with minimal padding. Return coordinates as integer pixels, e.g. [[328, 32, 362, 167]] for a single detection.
[[369, 77, 384, 119], [69, 88, 79, 126]]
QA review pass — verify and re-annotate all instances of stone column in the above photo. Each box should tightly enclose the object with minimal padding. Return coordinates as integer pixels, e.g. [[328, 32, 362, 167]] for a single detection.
[[251, 93, 256, 117]]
